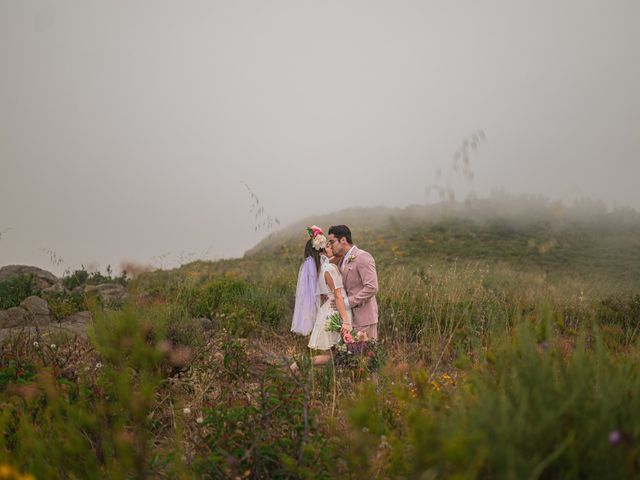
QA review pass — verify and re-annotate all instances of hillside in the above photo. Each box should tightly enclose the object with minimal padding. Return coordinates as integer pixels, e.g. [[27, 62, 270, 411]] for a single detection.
[[245, 195, 640, 289]]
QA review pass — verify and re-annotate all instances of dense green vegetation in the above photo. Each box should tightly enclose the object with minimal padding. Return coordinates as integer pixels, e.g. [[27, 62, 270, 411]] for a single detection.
[[0, 275, 35, 310], [61, 265, 129, 290], [1, 198, 640, 478]]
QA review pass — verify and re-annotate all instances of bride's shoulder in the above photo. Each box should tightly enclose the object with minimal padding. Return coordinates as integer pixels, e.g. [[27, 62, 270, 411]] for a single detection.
[[322, 262, 340, 274]]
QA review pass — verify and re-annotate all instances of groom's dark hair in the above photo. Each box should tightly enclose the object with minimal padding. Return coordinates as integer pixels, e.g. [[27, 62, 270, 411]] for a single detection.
[[328, 225, 353, 244]]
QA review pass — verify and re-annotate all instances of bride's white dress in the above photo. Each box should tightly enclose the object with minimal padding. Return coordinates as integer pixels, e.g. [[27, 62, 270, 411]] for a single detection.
[[308, 258, 353, 351]]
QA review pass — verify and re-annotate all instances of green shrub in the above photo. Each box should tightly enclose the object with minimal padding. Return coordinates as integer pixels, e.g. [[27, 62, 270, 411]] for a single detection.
[[345, 323, 640, 479], [0, 360, 37, 390], [42, 291, 86, 322], [62, 268, 89, 290], [0, 275, 35, 310], [62, 266, 128, 290], [0, 306, 187, 479]]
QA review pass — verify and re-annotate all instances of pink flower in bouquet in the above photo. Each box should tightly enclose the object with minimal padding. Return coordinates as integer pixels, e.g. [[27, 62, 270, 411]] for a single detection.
[[343, 332, 354, 343]]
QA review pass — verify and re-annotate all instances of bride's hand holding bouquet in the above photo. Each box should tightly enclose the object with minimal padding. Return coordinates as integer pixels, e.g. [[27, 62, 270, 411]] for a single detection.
[[325, 312, 354, 343]]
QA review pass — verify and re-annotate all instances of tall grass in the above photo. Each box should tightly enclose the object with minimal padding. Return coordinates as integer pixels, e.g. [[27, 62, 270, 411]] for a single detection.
[[1, 254, 639, 478]]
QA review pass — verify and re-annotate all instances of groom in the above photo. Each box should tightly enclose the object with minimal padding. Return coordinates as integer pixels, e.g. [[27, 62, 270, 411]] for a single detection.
[[328, 225, 379, 340]]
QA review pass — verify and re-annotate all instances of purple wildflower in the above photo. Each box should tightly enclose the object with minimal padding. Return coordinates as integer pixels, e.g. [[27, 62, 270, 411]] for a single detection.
[[608, 430, 622, 445]]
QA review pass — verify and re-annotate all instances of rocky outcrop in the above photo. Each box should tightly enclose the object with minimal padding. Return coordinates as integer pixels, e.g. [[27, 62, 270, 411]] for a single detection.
[[0, 263, 128, 344], [0, 265, 58, 290], [0, 309, 93, 343], [0, 263, 130, 344]]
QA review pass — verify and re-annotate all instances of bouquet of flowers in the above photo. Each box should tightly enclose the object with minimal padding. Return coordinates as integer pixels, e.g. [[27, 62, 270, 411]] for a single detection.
[[325, 312, 371, 346], [325, 312, 353, 343], [326, 313, 381, 372]]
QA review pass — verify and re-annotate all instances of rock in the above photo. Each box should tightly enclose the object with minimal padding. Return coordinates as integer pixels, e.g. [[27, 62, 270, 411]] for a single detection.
[[0, 268, 55, 330], [21, 296, 49, 315], [21, 296, 51, 325], [63, 311, 92, 325], [84, 283, 127, 307], [0, 307, 28, 329], [196, 317, 217, 331], [51, 311, 93, 336], [0, 265, 58, 290], [0, 309, 92, 345], [0, 297, 51, 328], [42, 282, 66, 294]]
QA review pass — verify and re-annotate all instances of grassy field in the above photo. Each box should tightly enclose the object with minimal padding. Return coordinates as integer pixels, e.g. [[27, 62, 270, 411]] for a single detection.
[[1, 198, 640, 479]]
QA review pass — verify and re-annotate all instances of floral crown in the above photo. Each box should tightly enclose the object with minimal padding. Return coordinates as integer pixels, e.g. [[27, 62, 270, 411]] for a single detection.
[[306, 225, 327, 250]]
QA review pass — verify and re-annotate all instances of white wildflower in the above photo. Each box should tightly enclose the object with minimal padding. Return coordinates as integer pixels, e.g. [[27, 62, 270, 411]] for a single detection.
[[183, 407, 191, 415], [196, 416, 204, 424]]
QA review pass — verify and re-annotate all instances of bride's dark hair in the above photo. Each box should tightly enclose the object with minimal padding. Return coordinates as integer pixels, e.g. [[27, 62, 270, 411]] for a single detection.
[[304, 239, 323, 273]]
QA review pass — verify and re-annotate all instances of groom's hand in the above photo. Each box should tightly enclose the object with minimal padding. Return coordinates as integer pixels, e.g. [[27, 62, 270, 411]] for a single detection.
[[341, 324, 351, 336]]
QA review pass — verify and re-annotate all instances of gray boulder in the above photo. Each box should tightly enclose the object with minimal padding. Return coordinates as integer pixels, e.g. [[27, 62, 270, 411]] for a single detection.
[[196, 317, 218, 331], [63, 310, 92, 325], [20, 296, 51, 325], [84, 283, 127, 306], [0, 265, 58, 290], [42, 281, 66, 294], [0, 296, 51, 328], [0, 307, 28, 329], [58, 311, 92, 335]]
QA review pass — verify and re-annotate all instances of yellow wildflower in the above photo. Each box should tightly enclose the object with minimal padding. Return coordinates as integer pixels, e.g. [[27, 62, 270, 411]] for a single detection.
[[441, 373, 455, 385], [0, 464, 35, 480]]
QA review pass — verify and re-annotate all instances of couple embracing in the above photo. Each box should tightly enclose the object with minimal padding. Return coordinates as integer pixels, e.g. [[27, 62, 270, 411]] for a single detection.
[[291, 225, 378, 365]]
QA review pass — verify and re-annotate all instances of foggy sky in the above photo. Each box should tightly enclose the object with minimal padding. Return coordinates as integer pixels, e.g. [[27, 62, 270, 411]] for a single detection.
[[1, 1, 639, 275]]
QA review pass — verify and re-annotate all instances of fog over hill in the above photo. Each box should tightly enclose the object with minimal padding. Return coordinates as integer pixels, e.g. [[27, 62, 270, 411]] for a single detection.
[[242, 195, 640, 289], [245, 194, 640, 256]]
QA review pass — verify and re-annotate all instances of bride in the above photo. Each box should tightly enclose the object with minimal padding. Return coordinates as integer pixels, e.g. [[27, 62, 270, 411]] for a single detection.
[[291, 226, 352, 367]]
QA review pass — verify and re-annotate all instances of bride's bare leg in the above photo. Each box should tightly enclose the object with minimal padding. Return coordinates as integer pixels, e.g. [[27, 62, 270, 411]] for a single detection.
[[313, 354, 331, 366], [290, 352, 331, 373]]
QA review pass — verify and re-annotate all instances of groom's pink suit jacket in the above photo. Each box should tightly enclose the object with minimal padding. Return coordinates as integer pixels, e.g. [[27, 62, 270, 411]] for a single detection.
[[341, 246, 379, 335]]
